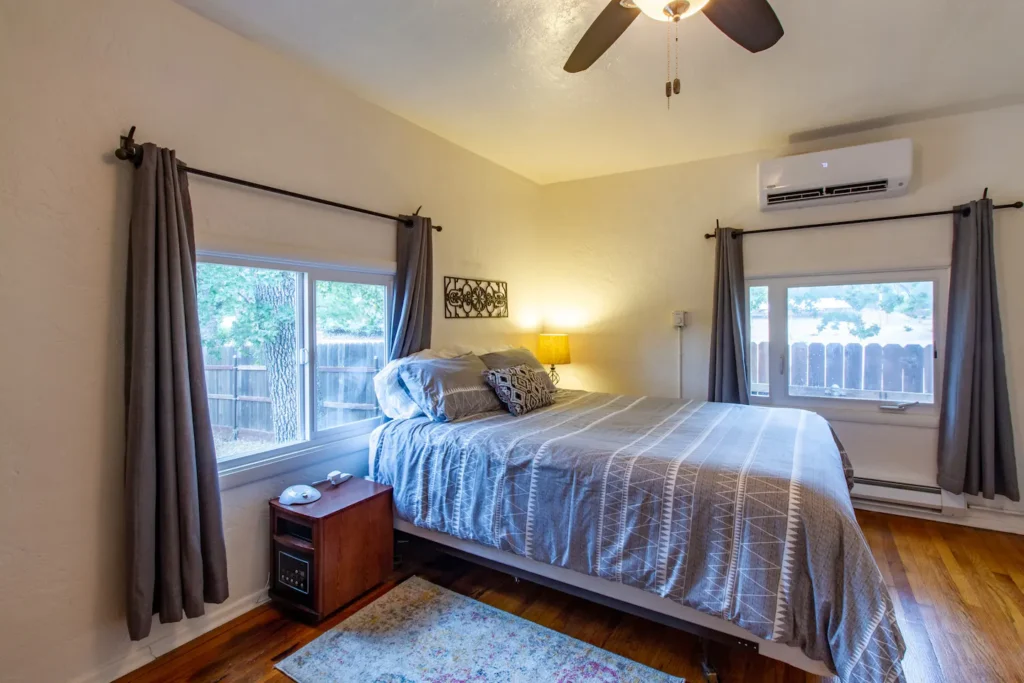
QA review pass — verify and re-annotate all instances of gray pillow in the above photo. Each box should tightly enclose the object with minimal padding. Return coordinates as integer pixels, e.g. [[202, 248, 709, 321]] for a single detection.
[[397, 355, 503, 422], [479, 347, 557, 394], [486, 364, 554, 417]]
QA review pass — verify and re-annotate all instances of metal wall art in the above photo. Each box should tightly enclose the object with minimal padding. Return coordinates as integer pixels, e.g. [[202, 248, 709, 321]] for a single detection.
[[444, 277, 509, 319]]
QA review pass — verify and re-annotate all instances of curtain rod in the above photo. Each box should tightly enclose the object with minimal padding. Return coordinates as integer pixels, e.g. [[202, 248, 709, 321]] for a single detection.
[[703, 200, 1023, 240], [113, 126, 442, 232]]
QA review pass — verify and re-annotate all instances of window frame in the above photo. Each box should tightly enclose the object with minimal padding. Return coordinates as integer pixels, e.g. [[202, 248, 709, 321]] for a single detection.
[[746, 267, 949, 427], [196, 251, 393, 486]]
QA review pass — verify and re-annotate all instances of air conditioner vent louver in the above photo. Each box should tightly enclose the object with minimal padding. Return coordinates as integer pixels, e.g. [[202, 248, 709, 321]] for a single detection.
[[766, 188, 825, 205], [767, 180, 890, 206], [825, 180, 889, 197]]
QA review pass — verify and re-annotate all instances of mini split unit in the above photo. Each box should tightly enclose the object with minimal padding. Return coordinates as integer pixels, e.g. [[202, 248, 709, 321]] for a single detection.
[[758, 138, 912, 211]]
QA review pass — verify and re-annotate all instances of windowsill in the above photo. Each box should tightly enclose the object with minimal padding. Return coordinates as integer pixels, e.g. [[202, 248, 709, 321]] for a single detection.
[[217, 430, 374, 491], [812, 405, 938, 428], [751, 397, 939, 428]]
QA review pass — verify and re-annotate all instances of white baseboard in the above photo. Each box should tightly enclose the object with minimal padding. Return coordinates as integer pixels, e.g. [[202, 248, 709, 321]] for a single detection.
[[850, 482, 943, 510], [853, 499, 1024, 535], [70, 588, 270, 683]]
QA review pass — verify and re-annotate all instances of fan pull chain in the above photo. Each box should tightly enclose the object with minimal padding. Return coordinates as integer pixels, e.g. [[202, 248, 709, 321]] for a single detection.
[[673, 21, 681, 95], [665, 20, 672, 109]]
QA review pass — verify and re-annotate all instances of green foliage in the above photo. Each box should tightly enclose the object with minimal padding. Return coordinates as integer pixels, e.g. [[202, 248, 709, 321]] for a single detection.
[[787, 282, 933, 341], [749, 286, 768, 314], [316, 281, 385, 339], [196, 264, 387, 359], [816, 311, 881, 340], [197, 264, 297, 357]]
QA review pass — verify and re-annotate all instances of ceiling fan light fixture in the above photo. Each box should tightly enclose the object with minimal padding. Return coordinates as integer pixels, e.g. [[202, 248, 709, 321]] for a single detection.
[[625, 0, 710, 22]]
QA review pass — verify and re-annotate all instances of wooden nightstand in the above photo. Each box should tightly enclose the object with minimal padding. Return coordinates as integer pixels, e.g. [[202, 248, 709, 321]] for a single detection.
[[269, 478, 393, 622]]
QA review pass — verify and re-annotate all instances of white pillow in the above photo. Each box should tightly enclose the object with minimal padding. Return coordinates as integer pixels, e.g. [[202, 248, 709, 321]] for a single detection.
[[374, 349, 441, 419], [373, 345, 515, 420]]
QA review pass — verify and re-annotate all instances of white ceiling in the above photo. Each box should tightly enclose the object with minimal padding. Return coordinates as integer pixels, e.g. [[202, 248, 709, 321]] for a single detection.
[[177, 0, 1024, 184]]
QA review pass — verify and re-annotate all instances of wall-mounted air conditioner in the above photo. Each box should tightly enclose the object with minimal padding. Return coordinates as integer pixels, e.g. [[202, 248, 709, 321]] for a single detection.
[[758, 139, 912, 211]]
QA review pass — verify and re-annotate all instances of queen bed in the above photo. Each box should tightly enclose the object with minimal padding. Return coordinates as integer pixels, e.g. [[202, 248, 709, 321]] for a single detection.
[[369, 387, 906, 683]]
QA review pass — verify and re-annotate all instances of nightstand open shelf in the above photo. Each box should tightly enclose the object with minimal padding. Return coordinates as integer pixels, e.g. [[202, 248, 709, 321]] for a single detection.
[[269, 478, 393, 622]]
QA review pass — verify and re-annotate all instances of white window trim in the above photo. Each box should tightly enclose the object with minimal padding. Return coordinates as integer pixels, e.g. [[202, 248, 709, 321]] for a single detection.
[[747, 266, 949, 427], [197, 251, 394, 487]]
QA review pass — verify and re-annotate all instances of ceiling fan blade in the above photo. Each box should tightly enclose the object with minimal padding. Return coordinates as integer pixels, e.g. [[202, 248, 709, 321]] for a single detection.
[[702, 0, 783, 53], [564, 0, 641, 73]]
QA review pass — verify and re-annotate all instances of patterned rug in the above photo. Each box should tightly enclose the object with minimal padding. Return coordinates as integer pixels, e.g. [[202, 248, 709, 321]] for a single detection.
[[276, 576, 684, 683]]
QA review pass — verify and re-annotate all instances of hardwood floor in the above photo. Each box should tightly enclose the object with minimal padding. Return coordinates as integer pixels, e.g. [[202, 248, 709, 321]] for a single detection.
[[116, 510, 1024, 683]]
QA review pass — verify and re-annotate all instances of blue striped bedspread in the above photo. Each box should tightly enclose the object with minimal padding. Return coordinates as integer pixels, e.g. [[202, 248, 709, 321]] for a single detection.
[[370, 390, 906, 683]]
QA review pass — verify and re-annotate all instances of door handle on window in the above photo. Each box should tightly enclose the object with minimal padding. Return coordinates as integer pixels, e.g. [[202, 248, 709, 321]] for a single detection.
[[779, 353, 786, 376]]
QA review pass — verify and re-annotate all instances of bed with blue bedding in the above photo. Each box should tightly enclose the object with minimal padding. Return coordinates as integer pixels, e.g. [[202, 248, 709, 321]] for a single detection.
[[370, 389, 906, 683]]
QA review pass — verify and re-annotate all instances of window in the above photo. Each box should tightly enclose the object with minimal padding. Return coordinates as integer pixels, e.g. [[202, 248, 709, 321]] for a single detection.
[[196, 255, 391, 470], [748, 285, 769, 398], [747, 270, 945, 415], [314, 281, 387, 431]]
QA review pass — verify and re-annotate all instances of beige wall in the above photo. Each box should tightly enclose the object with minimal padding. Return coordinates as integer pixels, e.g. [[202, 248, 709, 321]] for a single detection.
[[3, 1, 1024, 682], [539, 103, 1024, 503], [0, 1, 544, 681]]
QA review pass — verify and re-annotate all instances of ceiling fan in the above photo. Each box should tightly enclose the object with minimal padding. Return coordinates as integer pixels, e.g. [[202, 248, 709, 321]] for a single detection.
[[564, 0, 784, 74]]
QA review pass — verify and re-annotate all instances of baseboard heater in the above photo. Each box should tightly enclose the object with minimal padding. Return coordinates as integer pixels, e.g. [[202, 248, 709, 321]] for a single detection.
[[850, 477, 946, 513]]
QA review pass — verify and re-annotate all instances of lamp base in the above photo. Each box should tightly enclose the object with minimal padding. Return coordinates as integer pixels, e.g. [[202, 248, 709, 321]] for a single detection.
[[548, 365, 560, 386]]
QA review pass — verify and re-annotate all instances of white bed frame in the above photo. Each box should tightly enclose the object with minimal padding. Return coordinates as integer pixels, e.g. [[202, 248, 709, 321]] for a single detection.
[[395, 518, 833, 678]]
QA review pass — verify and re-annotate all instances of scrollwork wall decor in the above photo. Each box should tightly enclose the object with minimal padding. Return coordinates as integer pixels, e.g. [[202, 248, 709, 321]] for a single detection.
[[444, 277, 509, 318]]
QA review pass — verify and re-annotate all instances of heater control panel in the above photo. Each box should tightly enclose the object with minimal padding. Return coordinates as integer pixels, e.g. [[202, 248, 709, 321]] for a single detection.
[[277, 550, 310, 594]]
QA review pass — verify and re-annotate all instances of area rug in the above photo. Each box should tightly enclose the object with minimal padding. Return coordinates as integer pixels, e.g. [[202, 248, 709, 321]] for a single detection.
[[276, 575, 684, 683]]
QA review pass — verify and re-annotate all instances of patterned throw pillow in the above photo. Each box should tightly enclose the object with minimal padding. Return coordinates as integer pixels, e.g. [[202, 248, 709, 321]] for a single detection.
[[479, 347, 557, 394], [486, 363, 554, 417]]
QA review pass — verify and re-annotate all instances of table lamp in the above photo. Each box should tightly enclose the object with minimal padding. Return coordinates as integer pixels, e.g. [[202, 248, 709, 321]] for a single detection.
[[537, 333, 571, 385]]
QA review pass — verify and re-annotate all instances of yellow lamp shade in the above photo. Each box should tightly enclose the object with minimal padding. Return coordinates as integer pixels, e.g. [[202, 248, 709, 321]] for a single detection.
[[537, 334, 571, 366]]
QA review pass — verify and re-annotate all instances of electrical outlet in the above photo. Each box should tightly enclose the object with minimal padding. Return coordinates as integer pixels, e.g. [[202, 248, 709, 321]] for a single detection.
[[672, 311, 689, 328]]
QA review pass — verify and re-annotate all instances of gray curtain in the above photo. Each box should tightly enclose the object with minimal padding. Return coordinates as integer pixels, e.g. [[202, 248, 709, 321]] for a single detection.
[[388, 215, 433, 360], [124, 144, 229, 641], [708, 227, 750, 404], [937, 200, 1019, 501]]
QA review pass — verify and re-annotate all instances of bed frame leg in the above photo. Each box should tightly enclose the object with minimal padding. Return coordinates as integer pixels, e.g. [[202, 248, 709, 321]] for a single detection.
[[700, 638, 720, 683]]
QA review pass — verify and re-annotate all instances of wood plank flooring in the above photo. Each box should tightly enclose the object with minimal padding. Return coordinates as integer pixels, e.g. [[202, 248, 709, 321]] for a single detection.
[[116, 511, 1024, 683]]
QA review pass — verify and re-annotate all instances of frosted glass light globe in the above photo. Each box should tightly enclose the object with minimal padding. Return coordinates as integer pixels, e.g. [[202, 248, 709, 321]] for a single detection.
[[631, 0, 711, 22]]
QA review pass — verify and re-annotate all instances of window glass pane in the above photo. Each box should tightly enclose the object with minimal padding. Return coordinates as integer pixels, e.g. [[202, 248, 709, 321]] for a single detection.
[[749, 286, 770, 397], [787, 282, 934, 403], [315, 281, 387, 432], [197, 263, 305, 462]]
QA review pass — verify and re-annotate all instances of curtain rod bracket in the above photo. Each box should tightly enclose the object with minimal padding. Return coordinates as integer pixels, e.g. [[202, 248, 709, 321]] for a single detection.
[[704, 219, 721, 240], [115, 125, 142, 167]]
